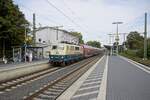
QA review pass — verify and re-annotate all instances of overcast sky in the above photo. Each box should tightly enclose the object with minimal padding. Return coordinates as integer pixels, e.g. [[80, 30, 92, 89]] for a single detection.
[[13, 0, 150, 45]]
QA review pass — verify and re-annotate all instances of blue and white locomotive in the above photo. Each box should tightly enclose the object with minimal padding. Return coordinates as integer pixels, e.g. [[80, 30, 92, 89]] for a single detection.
[[49, 43, 83, 66]]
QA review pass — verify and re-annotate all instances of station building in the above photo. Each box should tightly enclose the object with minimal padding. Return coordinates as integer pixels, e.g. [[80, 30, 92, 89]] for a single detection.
[[35, 27, 79, 58]]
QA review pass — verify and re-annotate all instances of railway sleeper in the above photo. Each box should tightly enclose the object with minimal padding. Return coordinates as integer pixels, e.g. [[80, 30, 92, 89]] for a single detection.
[[38, 94, 56, 100], [43, 91, 59, 95], [48, 88, 64, 92]]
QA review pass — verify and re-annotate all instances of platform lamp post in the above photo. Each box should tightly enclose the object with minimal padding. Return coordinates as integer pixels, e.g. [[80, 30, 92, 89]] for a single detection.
[[21, 24, 29, 62], [112, 22, 123, 55]]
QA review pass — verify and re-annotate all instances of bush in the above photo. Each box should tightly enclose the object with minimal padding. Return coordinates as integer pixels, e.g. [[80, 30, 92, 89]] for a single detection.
[[125, 49, 137, 57], [136, 48, 143, 58]]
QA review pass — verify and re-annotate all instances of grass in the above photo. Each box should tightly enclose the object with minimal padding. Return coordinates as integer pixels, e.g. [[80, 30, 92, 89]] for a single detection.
[[120, 52, 150, 67]]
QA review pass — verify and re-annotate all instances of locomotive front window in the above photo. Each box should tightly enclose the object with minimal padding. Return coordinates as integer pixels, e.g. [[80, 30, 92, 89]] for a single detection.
[[58, 46, 64, 50], [75, 47, 79, 50], [70, 46, 74, 50], [52, 45, 57, 49]]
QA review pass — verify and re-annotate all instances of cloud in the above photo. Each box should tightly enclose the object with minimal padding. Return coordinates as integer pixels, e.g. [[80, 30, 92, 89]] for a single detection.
[[13, 0, 150, 45]]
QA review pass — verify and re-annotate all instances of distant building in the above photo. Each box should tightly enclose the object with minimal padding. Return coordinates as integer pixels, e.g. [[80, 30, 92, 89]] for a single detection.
[[36, 27, 79, 45], [35, 27, 79, 58]]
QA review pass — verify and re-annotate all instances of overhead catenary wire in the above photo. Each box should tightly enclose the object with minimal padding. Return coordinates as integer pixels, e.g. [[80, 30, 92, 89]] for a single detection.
[[45, 0, 89, 33], [16, 2, 61, 26], [62, 0, 112, 36], [62, 0, 90, 31], [122, 14, 146, 32]]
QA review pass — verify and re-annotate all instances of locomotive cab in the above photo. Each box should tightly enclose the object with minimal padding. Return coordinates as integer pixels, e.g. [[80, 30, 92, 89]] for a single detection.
[[49, 43, 84, 66]]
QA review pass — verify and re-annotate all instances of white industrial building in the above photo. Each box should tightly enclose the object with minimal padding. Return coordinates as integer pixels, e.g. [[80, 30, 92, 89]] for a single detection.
[[35, 27, 79, 58], [36, 27, 79, 45]]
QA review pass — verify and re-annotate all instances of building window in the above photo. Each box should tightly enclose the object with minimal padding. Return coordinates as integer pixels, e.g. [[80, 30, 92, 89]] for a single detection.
[[39, 38, 42, 42]]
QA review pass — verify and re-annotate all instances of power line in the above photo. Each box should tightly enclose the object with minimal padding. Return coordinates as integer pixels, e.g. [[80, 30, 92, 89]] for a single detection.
[[17, 0, 90, 33], [45, 0, 89, 33], [62, 0, 90, 31], [16, 2, 61, 25], [123, 14, 145, 31]]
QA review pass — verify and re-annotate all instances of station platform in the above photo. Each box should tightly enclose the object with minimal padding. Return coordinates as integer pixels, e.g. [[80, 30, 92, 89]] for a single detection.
[[57, 55, 150, 100], [0, 59, 49, 72], [57, 55, 108, 100]]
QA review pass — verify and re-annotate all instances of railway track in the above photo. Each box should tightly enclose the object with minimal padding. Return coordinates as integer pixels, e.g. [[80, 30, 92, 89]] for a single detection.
[[24, 56, 100, 100], [0, 55, 102, 100], [0, 67, 59, 92]]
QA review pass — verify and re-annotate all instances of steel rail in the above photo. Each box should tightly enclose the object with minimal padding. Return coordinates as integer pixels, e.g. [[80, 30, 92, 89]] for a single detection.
[[0, 56, 98, 92], [0, 67, 59, 91], [24, 56, 100, 100]]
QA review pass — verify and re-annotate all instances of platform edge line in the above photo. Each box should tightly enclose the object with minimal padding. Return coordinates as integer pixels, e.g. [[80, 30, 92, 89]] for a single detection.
[[97, 55, 108, 100], [119, 56, 150, 74]]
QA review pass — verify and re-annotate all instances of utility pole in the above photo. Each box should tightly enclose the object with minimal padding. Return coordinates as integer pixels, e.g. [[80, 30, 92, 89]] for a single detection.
[[56, 27, 58, 40], [112, 22, 123, 55], [2, 38, 5, 60], [52, 26, 63, 42], [144, 13, 147, 60], [21, 24, 28, 62], [33, 13, 36, 46], [24, 26, 27, 62], [22, 24, 28, 62], [108, 34, 115, 55]]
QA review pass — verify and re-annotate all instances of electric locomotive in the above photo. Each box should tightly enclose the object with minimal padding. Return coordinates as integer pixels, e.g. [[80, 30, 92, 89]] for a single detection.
[[49, 43, 83, 66]]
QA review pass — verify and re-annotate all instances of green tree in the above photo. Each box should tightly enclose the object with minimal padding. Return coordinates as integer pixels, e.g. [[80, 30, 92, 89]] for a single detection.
[[70, 32, 84, 44], [126, 31, 144, 50], [125, 31, 149, 58], [0, 0, 28, 57], [86, 41, 101, 48]]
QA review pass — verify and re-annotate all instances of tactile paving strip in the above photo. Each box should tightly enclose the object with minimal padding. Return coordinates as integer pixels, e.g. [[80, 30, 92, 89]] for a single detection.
[[71, 59, 106, 100]]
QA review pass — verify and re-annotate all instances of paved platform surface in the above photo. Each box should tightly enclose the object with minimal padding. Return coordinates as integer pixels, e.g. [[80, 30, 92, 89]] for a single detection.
[[58, 55, 150, 100], [0, 59, 48, 72], [106, 56, 150, 100]]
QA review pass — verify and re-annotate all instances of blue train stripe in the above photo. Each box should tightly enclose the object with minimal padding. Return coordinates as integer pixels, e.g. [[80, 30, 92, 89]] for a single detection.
[[49, 54, 83, 63]]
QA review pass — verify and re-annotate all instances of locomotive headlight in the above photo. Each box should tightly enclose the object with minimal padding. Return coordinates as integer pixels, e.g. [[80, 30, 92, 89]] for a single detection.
[[61, 56, 64, 58]]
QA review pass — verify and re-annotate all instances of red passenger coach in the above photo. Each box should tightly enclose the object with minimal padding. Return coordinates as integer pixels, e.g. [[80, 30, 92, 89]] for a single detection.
[[81, 45, 101, 58]]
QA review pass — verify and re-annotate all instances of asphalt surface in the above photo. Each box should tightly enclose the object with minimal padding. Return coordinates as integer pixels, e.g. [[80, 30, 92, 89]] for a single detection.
[[106, 56, 150, 100], [0, 59, 48, 71]]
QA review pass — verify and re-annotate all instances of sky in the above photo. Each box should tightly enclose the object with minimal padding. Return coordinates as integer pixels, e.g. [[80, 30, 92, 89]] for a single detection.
[[13, 0, 150, 45]]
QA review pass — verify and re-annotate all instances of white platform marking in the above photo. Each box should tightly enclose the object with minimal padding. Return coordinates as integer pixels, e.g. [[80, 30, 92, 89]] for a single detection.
[[119, 56, 150, 74], [82, 81, 101, 86], [56, 56, 105, 100], [72, 90, 99, 99], [78, 85, 100, 91], [97, 56, 109, 100], [84, 78, 102, 82]]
